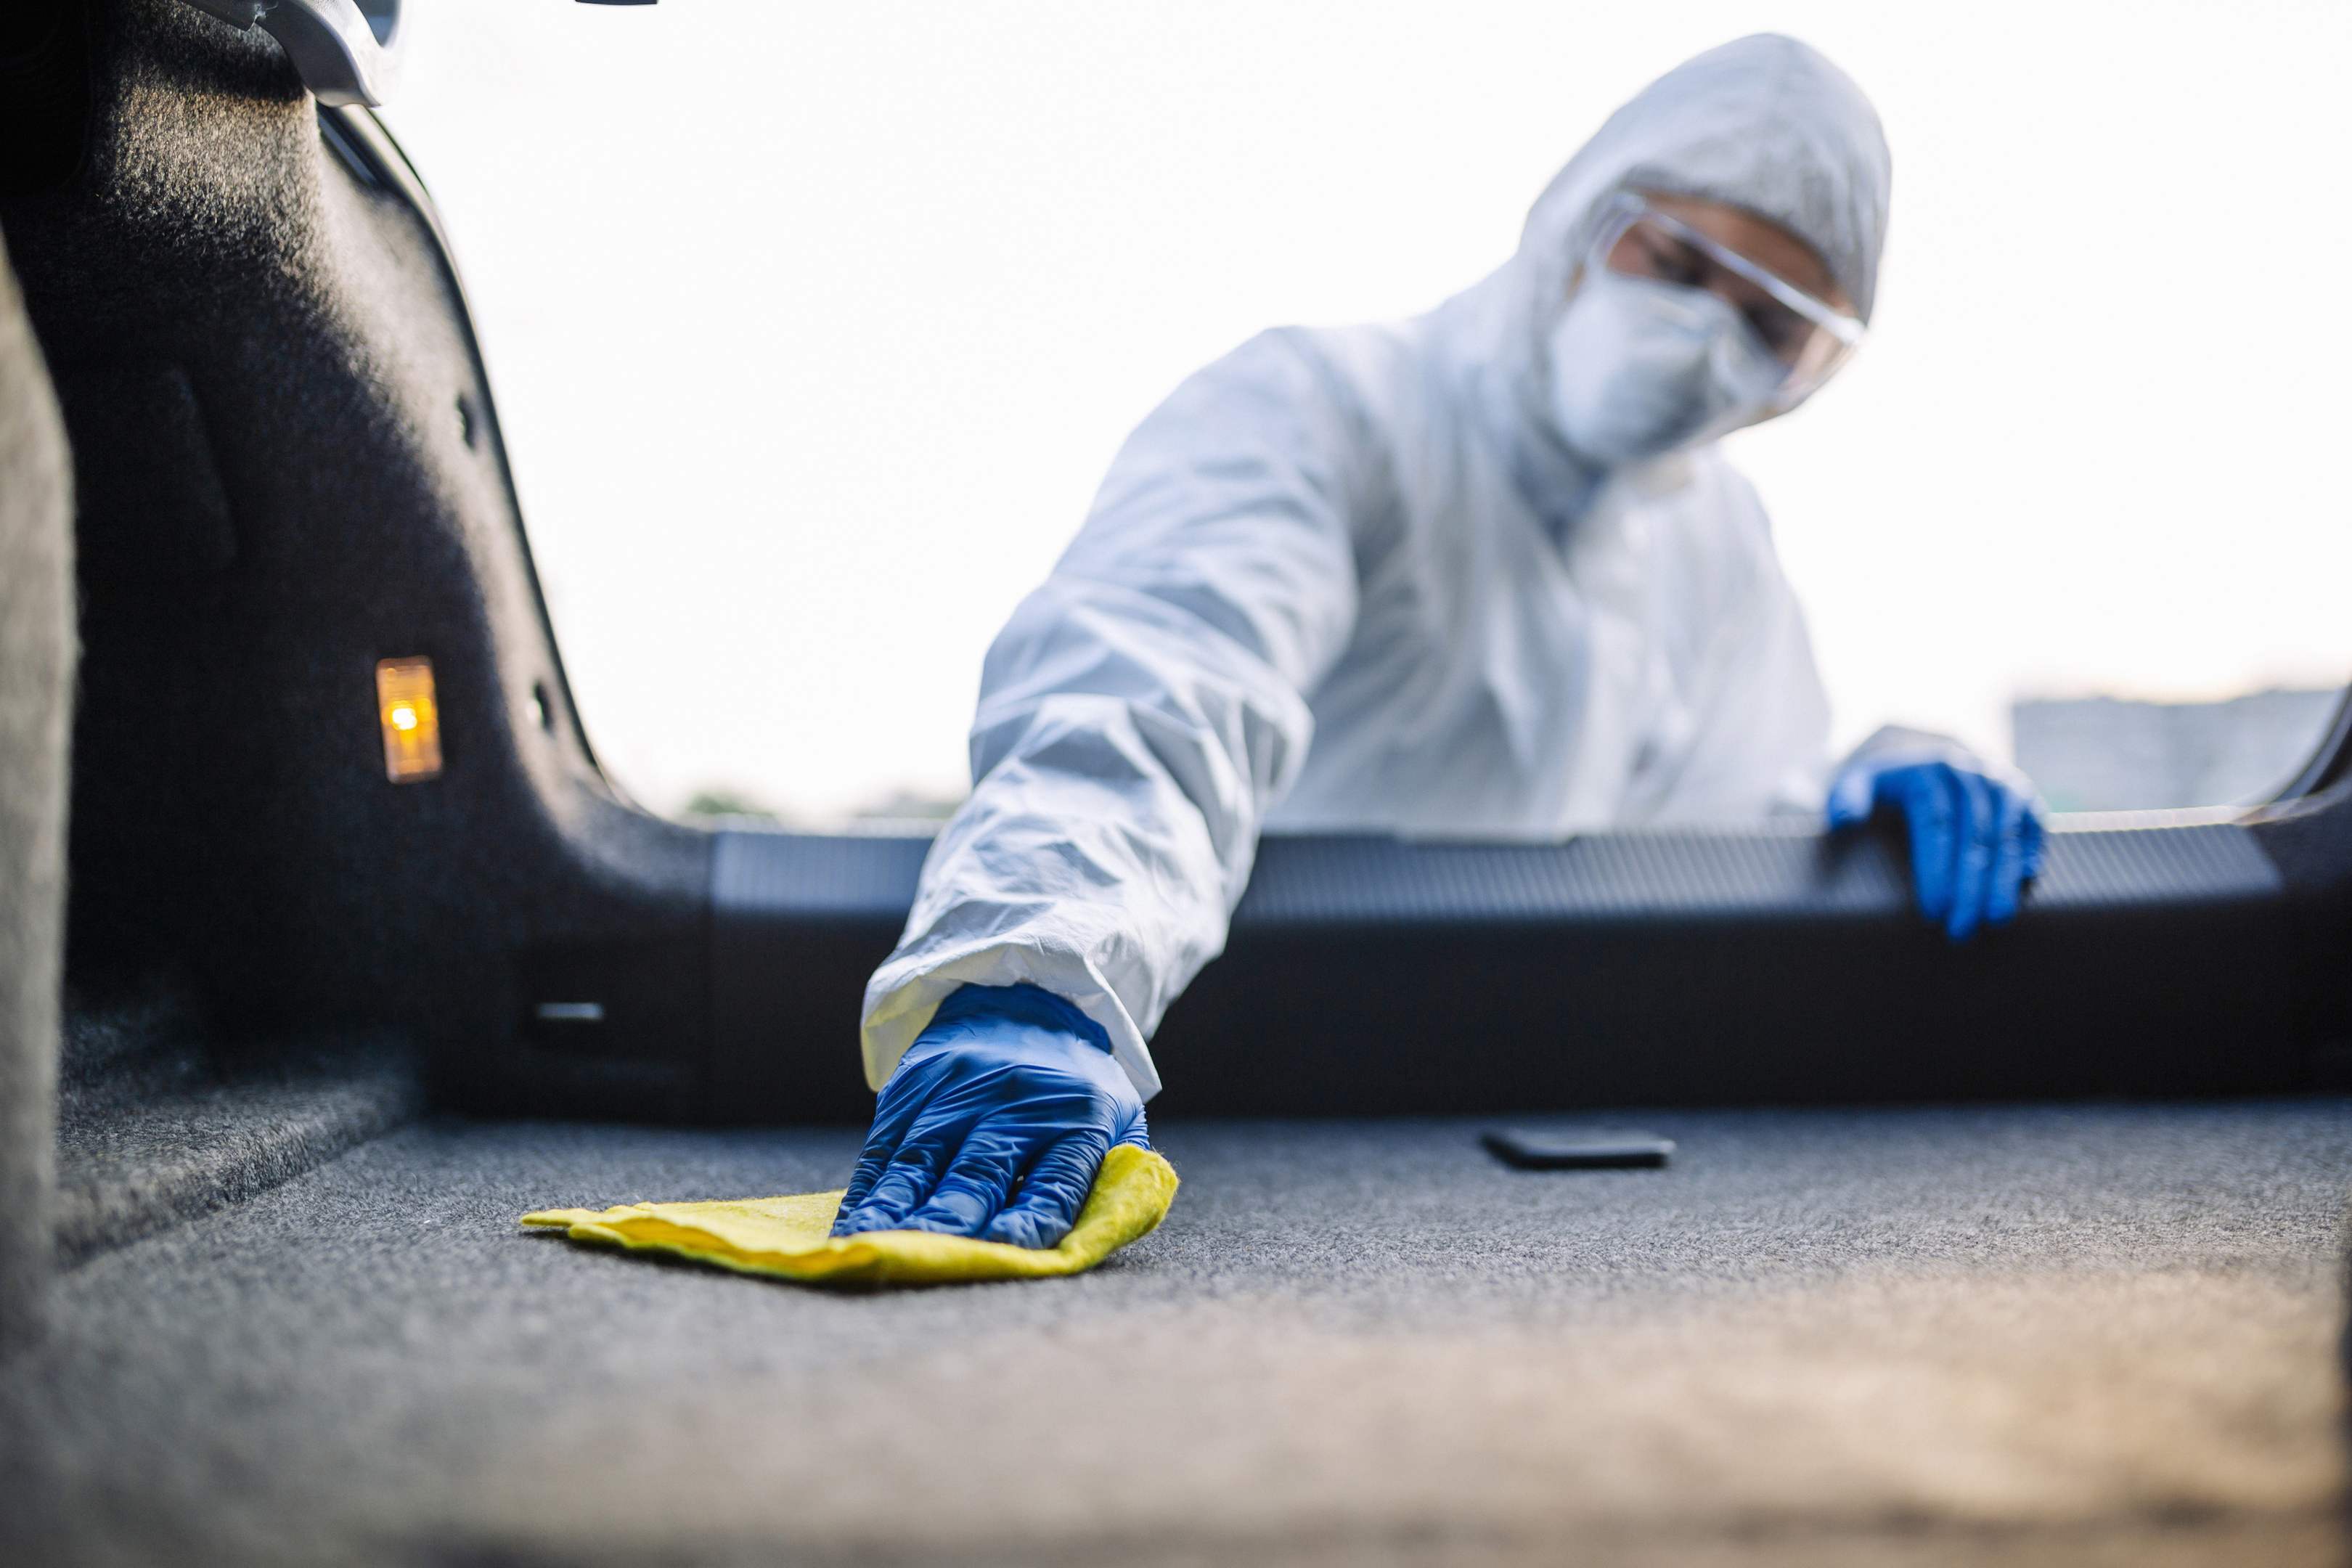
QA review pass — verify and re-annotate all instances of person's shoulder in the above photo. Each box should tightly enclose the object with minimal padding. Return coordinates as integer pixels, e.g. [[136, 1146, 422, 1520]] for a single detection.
[[1280, 319, 1421, 375], [1201, 322, 1416, 400], [1161, 321, 1421, 455]]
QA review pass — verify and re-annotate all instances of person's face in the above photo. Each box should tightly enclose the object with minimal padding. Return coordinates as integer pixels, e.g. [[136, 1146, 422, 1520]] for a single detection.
[[1598, 190, 1852, 369]]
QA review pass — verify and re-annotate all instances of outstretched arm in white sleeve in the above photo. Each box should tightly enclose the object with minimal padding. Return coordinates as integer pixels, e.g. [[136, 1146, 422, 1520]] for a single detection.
[[833, 330, 1365, 1246]]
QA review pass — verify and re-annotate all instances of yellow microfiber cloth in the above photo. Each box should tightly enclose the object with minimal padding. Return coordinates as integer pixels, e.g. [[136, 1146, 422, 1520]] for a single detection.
[[520, 1143, 1177, 1288]]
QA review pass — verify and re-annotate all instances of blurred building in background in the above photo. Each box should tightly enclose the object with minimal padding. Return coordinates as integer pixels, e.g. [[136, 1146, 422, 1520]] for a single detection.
[[2012, 687, 2344, 812]]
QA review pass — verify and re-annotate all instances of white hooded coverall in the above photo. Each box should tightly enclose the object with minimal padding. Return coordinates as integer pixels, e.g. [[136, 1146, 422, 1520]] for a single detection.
[[862, 34, 1895, 1098]]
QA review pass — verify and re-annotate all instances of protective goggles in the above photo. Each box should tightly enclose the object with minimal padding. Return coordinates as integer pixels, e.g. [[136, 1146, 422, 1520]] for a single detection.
[[1588, 192, 1866, 408]]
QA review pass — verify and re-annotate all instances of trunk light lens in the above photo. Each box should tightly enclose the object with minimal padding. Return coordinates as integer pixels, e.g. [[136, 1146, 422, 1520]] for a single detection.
[[375, 657, 443, 783]]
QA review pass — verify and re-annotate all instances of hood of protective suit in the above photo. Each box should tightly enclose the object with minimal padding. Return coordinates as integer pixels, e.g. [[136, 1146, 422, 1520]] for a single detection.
[[1450, 33, 1890, 520]]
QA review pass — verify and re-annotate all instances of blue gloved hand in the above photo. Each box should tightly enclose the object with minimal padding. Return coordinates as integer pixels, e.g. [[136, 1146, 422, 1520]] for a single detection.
[[1826, 746, 2046, 943], [830, 982, 1149, 1249]]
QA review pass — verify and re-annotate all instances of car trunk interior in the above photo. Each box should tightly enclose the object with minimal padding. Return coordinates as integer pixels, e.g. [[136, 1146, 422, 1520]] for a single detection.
[[1, 4, 2349, 1564]]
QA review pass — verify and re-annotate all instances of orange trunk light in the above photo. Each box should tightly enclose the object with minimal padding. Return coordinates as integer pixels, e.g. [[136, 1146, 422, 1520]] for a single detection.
[[375, 657, 443, 783]]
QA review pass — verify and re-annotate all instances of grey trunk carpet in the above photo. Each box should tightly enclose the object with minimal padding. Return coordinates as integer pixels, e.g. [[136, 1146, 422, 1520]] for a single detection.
[[3, 1100, 2347, 1567], [53, 1051, 421, 1265]]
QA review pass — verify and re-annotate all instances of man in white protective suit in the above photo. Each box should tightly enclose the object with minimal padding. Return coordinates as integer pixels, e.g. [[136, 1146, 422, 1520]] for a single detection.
[[830, 34, 2045, 1249]]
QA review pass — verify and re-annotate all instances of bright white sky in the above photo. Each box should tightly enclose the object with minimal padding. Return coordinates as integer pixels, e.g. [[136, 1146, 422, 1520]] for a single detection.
[[385, 1, 2352, 820]]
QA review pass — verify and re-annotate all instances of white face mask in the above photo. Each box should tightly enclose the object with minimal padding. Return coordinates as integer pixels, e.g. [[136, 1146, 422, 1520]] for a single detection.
[[1544, 266, 1787, 469]]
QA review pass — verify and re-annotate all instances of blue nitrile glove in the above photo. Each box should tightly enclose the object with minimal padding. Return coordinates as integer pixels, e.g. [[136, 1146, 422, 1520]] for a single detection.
[[1826, 741, 2046, 943], [830, 982, 1149, 1249]]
